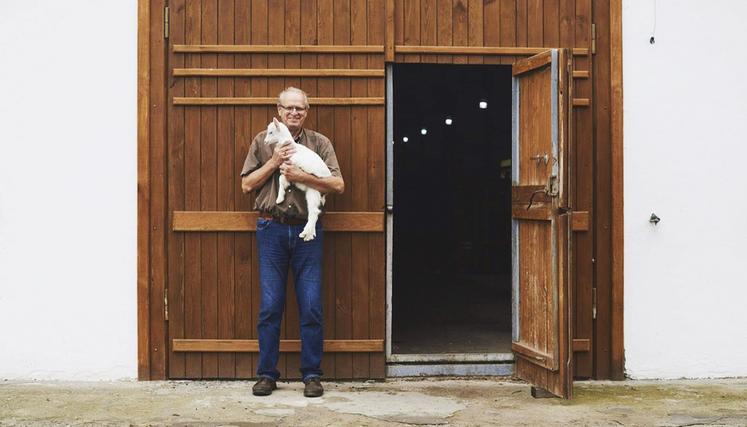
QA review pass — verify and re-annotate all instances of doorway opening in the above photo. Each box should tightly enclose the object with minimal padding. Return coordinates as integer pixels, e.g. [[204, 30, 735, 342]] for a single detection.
[[389, 63, 514, 367]]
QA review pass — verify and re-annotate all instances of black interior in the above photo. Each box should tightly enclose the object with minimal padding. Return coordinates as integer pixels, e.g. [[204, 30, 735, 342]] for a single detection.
[[392, 63, 513, 354]]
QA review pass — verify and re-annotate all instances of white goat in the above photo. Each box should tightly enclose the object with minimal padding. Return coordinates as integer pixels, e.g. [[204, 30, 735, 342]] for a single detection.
[[264, 118, 331, 241]]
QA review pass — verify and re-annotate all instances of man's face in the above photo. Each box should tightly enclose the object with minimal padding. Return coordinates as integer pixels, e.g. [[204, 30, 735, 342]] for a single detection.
[[277, 92, 308, 133]]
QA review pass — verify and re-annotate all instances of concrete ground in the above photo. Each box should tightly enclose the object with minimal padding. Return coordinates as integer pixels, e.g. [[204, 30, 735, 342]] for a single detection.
[[2, 377, 746, 426]]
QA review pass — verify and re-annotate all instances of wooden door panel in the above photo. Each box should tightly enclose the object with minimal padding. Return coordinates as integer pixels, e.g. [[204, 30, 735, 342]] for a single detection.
[[511, 49, 573, 398], [165, 0, 387, 380]]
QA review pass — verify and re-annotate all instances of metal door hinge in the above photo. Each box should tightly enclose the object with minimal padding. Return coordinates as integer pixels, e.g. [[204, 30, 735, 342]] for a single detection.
[[591, 24, 596, 55], [164, 288, 169, 321], [164, 5, 170, 39], [592, 288, 597, 320]]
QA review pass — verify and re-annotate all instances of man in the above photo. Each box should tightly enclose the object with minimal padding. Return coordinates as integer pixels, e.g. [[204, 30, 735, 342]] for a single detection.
[[240, 87, 344, 397]]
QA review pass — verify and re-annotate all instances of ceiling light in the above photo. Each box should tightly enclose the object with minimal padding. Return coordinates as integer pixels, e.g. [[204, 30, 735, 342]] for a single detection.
[[421, 128, 427, 135], [402, 136, 409, 142], [479, 100, 488, 109], [445, 117, 453, 125]]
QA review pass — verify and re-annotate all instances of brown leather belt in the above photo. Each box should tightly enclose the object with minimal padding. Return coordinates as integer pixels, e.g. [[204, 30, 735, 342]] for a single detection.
[[259, 212, 307, 225]]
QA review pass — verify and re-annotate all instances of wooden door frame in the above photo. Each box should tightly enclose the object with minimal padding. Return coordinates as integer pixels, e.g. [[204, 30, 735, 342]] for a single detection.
[[137, 0, 624, 381]]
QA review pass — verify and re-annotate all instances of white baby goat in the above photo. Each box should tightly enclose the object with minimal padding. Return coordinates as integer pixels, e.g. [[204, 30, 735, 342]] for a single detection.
[[264, 118, 332, 241]]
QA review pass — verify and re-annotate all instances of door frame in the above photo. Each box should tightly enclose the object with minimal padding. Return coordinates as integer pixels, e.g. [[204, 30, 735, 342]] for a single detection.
[[384, 62, 516, 367], [137, 0, 624, 381]]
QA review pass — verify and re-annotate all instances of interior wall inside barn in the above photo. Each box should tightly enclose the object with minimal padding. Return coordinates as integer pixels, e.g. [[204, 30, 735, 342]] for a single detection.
[[391, 64, 513, 355]]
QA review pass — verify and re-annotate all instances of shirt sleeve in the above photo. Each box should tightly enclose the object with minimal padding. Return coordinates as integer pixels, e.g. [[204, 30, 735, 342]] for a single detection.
[[317, 137, 342, 178], [240, 133, 264, 177]]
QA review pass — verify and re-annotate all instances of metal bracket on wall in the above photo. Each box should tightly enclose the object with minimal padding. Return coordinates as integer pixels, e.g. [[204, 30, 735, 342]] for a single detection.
[[164, 5, 170, 39], [591, 24, 596, 55], [592, 288, 597, 320]]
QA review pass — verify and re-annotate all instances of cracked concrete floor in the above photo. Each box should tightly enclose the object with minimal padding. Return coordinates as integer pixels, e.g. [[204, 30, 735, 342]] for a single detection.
[[1, 378, 746, 426]]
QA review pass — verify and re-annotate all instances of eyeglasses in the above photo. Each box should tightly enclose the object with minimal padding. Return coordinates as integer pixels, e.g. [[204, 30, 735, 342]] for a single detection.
[[278, 105, 307, 113]]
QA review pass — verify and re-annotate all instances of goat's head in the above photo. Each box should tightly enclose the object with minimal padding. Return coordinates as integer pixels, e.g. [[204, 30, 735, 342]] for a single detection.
[[264, 117, 294, 147]]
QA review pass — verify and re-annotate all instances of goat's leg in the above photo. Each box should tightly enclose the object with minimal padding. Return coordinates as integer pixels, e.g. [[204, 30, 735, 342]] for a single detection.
[[276, 174, 290, 204], [299, 189, 323, 241]]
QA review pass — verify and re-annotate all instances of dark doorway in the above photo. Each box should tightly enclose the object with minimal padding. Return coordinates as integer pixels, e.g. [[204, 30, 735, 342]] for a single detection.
[[392, 63, 513, 355]]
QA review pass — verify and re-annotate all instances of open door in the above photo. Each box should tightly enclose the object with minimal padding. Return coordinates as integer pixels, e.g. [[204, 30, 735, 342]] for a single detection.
[[511, 49, 573, 399]]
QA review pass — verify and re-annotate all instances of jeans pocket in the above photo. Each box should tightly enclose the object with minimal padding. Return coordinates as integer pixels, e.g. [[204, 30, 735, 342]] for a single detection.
[[256, 217, 272, 231]]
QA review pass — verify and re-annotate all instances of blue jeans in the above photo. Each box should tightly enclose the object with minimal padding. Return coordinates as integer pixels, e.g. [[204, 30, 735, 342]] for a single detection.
[[256, 217, 324, 381]]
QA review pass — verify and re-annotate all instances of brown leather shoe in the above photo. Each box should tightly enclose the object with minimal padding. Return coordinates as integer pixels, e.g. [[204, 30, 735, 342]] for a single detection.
[[252, 377, 277, 396], [303, 377, 323, 398]]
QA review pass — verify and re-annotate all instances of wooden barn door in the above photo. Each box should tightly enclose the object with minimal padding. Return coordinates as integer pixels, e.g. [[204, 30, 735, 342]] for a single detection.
[[163, 0, 386, 380], [511, 49, 573, 398]]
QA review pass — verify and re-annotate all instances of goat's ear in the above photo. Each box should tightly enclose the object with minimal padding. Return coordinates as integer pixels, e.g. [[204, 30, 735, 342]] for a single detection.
[[273, 117, 280, 127]]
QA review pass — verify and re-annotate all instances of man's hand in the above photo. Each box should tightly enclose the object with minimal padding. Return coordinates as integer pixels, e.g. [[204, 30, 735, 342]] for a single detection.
[[279, 161, 309, 183], [271, 144, 296, 168]]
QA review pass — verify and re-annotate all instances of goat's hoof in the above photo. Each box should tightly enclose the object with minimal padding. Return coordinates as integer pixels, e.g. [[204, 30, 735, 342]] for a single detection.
[[299, 229, 316, 241]]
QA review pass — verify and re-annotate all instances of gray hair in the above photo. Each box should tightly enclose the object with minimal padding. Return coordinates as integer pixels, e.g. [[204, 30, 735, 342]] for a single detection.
[[277, 87, 310, 109]]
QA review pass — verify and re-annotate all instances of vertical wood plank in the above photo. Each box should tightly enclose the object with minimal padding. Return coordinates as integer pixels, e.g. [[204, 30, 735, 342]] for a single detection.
[[573, 0, 594, 379], [403, 0, 421, 62], [421, 0, 438, 63], [610, 0, 625, 381], [149, 0, 169, 381], [527, 0, 542, 48], [264, 0, 290, 379], [483, 0, 499, 65], [437, 0, 453, 64], [593, 0, 612, 380], [167, 0, 187, 379], [184, 0, 203, 379], [200, 0, 219, 379], [351, 0, 370, 379], [385, 0, 395, 62], [249, 0, 270, 380], [284, 0, 303, 380], [333, 0, 354, 379], [516, 0, 528, 48], [543, 0, 559, 48], [394, 0, 404, 61], [317, 0, 337, 378], [367, 0, 386, 377], [467, 0, 483, 64], [233, 0, 253, 380], [216, 0, 236, 379], [137, 0, 151, 380], [498, 0, 516, 64], [452, 0, 468, 63]]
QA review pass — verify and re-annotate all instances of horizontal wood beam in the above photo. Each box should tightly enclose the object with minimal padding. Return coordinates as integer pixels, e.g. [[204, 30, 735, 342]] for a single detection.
[[573, 70, 590, 79], [173, 97, 385, 106], [572, 339, 591, 352], [173, 339, 384, 352], [173, 44, 384, 53], [172, 44, 588, 57], [173, 68, 385, 78], [172, 211, 384, 232], [512, 50, 552, 76], [573, 98, 591, 107], [395, 46, 589, 56], [512, 206, 553, 221]]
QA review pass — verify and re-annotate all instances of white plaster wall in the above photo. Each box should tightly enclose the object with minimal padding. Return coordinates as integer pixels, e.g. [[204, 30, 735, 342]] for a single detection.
[[0, 2, 137, 379], [623, 0, 747, 378]]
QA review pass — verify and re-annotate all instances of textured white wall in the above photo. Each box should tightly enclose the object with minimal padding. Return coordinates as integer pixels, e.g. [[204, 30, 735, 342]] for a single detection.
[[623, 0, 747, 378], [0, 2, 137, 379]]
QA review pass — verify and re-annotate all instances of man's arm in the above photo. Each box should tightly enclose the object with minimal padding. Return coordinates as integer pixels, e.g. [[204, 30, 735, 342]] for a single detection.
[[241, 144, 295, 193], [279, 162, 345, 194]]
